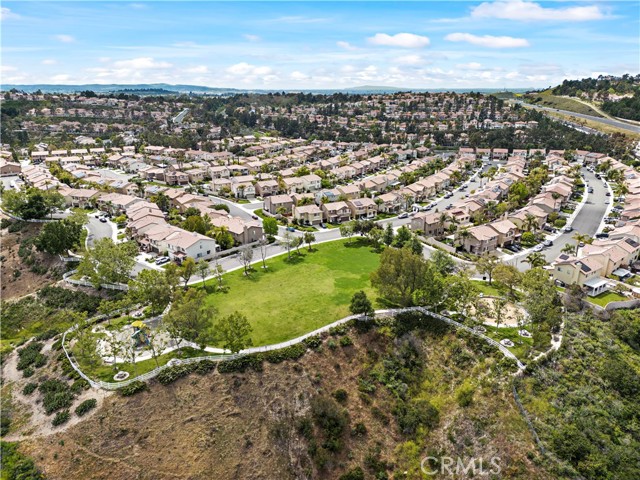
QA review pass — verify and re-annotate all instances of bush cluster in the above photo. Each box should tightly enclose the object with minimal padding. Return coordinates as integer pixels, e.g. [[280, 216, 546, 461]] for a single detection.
[[22, 383, 38, 396], [74, 398, 97, 416], [119, 380, 148, 397], [263, 344, 306, 364], [39, 379, 74, 415], [38, 285, 101, 314], [303, 335, 323, 349], [156, 363, 198, 385], [218, 354, 263, 374], [16, 342, 46, 371], [51, 410, 70, 427]]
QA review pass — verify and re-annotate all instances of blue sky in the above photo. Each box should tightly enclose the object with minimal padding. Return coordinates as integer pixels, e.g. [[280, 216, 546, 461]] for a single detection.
[[1, 1, 638, 89]]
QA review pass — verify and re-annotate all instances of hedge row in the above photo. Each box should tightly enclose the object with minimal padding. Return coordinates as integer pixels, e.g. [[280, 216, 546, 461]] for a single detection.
[[119, 380, 148, 397], [74, 398, 97, 417]]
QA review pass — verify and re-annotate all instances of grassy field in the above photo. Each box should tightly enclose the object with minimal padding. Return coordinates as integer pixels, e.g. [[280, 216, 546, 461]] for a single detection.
[[545, 110, 640, 140], [526, 90, 603, 117], [202, 238, 381, 346], [586, 290, 627, 307]]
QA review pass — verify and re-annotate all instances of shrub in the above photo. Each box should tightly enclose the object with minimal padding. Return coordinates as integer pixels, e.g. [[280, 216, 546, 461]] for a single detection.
[[303, 335, 323, 350], [75, 399, 97, 416], [22, 367, 35, 378], [22, 383, 38, 395], [339, 466, 365, 480], [329, 323, 350, 336], [0, 218, 13, 229], [119, 380, 148, 397], [218, 354, 263, 373], [38, 286, 101, 315], [0, 442, 44, 480], [263, 344, 307, 364], [310, 396, 348, 452], [339, 336, 353, 347], [156, 363, 197, 385], [35, 329, 58, 341], [456, 383, 475, 408], [395, 398, 439, 434], [52, 410, 70, 427], [351, 422, 367, 437], [39, 379, 74, 415], [194, 360, 216, 375], [16, 342, 46, 371], [7, 220, 27, 233], [333, 389, 348, 403]]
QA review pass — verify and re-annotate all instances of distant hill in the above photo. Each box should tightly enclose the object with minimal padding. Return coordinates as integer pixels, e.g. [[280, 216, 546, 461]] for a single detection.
[[1, 83, 531, 96]]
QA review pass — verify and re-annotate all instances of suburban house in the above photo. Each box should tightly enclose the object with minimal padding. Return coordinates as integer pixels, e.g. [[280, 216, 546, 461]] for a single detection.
[[322, 201, 351, 224], [347, 198, 378, 219], [293, 204, 323, 225], [461, 225, 499, 254], [0, 159, 21, 176], [377, 192, 403, 213], [552, 254, 609, 296], [411, 212, 445, 237], [488, 219, 519, 247], [264, 194, 294, 215], [255, 179, 280, 197]]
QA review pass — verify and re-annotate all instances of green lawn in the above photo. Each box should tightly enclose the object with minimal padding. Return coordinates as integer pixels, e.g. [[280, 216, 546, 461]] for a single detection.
[[484, 325, 533, 360], [201, 238, 381, 346], [586, 291, 628, 307], [472, 280, 505, 297]]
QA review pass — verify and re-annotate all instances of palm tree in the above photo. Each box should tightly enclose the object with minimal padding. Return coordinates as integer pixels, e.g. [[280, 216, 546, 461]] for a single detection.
[[572, 232, 591, 255], [561, 243, 575, 255], [614, 182, 629, 197], [523, 213, 538, 233], [524, 252, 547, 268]]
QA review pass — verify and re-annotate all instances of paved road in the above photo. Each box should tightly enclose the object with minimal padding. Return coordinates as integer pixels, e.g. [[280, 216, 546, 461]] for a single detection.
[[515, 101, 640, 134], [206, 195, 256, 220], [510, 167, 609, 270], [86, 215, 115, 247], [173, 108, 190, 124]]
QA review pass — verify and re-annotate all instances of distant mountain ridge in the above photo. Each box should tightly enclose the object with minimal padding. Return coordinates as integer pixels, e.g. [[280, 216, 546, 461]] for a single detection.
[[1, 83, 531, 95]]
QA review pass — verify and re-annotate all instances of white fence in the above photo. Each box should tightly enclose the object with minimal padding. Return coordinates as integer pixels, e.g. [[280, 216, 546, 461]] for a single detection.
[[62, 306, 526, 391], [63, 270, 129, 291]]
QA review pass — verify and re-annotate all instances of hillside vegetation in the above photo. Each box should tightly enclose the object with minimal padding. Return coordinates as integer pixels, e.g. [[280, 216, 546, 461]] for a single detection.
[[519, 309, 640, 479], [10, 313, 561, 480]]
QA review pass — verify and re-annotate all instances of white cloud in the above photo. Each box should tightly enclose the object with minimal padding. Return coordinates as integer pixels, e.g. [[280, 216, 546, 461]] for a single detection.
[[471, 0, 605, 22], [41, 59, 57, 65], [186, 65, 209, 74], [54, 34, 75, 43], [368, 33, 430, 49], [226, 62, 273, 77], [51, 74, 71, 82], [445, 33, 530, 48], [395, 54, 427, 66], [336, 41, 358, 51], [1, 65, 18, 73], [129, 3, 147, 9], [456, 62, 483, 70], [1, 7, 20, 21], [113, 57, 172, 69], [243, 34, 261, 42], [290, 71, 309, 81]]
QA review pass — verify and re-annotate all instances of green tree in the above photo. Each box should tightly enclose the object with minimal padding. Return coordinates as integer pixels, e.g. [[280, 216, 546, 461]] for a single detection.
[[431, 249, 456, 276], [196, 259, 210, 287], [77, 238, 137, 287], [163, 289, 216, 351], [179, 257, 196, 288], [371, 247, 428, 306], [127, 269, 173, 314], [524, 252, 547, 268], [383, 223, 395, 246], [34, 219, 83, 255], [493, 263, 522, 299], [339, 222, 354, 243], [476, 253, 500, 284], [409, 235, 423, 256], [393, 225, 412, 248], [216, 311, 253, 353], [303, 231, 316, 251], [349, 290, 374, 318], [263, 216, 278, 237]]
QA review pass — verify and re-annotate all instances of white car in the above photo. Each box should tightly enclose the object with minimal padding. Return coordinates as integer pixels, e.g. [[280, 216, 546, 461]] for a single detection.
[[533, 245, 543, 252]]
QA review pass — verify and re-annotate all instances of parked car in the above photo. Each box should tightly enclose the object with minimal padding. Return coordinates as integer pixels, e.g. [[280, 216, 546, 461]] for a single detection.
[[99, 217, 107, 223], [605, 191, 611, 196], [251, 214, 259, 220], [588, 187, 594, 193], [155, 256, 170, 265], [595, 232, 610, 239], [543, 239, 553, 247], [564, 225, 573, 233], [286, 226, 296, 232], [320, 223, 326, 228], [533, 244, 543, 252], [398, 212, 409, 219]]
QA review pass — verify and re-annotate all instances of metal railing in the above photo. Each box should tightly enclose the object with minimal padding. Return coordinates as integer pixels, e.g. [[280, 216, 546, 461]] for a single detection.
[[61, 305, 526, 391]]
